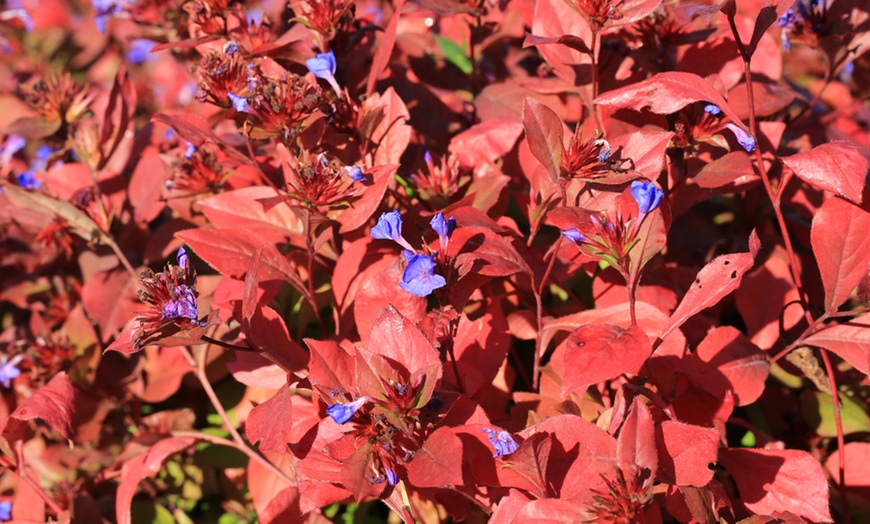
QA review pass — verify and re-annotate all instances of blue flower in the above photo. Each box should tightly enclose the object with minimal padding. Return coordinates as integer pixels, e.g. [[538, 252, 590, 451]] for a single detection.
[[15, 171, 41, 189], [704, 104, 721, 116], [430, 212, 456, 252], [344, 165, 365, 182], [326, 396, 370, 424], [184, 142, 196, 159], [594, 138, 611, 163], [630, 180, 664, 216], [371, 210, 415, 251], [0, 500, 10, 521], [227, 92, 248, 112], [305, 50, 342, 97], [0, 355, 23, 389], [126, 39, 157, 65], [0, 134, 25, 166], [162, 285, 199, 320], [400, 252, 446, 297], [93, 0, 125, 33], [481, 428, 519, 458], [223, 40, 239, 56], [725, 123, 756, 153], [562, 228, 586, 243], [176, 247, 189, 268], [385, 467, 398, 486]]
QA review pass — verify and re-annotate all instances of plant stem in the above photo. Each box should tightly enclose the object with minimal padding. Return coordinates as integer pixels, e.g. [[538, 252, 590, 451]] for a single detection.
[[0, 452, 65, 517], [818, 348, 850, 524], [532, 235, 563, 389]]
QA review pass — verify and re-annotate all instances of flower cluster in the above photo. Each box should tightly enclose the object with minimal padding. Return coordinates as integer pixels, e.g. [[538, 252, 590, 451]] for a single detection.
[[562, 129, 614, 180], [481, 428, 519, 458], [130, 247, 205, 349], [778, 0, 829, 51], [412, 152, 471, 208], [370, 210, 456, 297], [562, 180, 664, 269]]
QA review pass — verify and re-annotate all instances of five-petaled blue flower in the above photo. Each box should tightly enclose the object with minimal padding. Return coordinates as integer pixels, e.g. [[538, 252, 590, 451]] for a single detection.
[[704, 104, 721, 116], [0, 500, 10, 522], [344, 165, 365, 182], [0, 355, 23, 389], [371, 210, 415, 252], [326, 396, 370, 424], [630, 180, 664, 217], [227, 92, 248, 112], [430, 212, 456, 252], [15, 171, 41, 189], [481, 428, 519, 458], [305, 50, 342, 97], [400, 252, 446, 297], [725, 123, 756, 153], [385, 467, 398, 486], [562, 228, 586, 243]]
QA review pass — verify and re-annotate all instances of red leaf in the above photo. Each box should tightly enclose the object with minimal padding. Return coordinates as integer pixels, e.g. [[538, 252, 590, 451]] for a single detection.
[[517, 414, 617, 501], [407, 426, 465, 488], [594, 72, 746, 130], [366, 0, 406, 98], [128, 152, 168, 224], [199, 187, 302, 243], [246, 386, 294, 454], [510, 498, 587, 522], [116, 437, 197, 524], [810, 196, 870, 312], [306, 338, 355, 398], [694, 326, 769, 406], [81, 269, 139, 343], [656, 421, 719, 487], [337, 164, 397, 233], [447, 300, 510, 397], [501, 433, 552, 498], [2, 372, 76, 443], [530, 0, 592, 86], [720, 448, 832, 522], [366, 88, 411, 166], [616, 397, 658, 487], [782, 141, 869, 205], [449, 118, 524, 169], [736, 248, 803, 350], [176, 229, 308, 297], [664, 230, 761, 339], [449, 226, 532, 278], [803, 313, 870, 374], [226, 351, 287, 390], [244, 305, 309, 373], [561, 324, 651, 396], [152, 112, 252, 165], [522, 97, 564, 183], [693, 151, 756, 189], [352, 257, 427, 342], [825, 442, 870, 501]]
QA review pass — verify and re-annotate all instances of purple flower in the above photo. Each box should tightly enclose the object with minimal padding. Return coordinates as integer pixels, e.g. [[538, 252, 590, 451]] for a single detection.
[[326, 396, 370, 424], [0, 500, 10, 521], [126, 39, 157, 65], [630, 180, 664, 216], [15, 171, 41, 189], [704, 104, 721, 116], [176, 246, 189, 268], [725, 123, 756, 153], [223, 40, 239, 56], [306, 50, 341, 97], [562, 228, 586, 243], [162, 285, 198, 320], [371, 210, 415, 251], [594, 138, 611, 163], [0, 134, 25, 166], [227, 92, 248, 112], [430, 212, 456, 252], [184, 142, 196, 159], [344, 165, 365, 182], [2, 8, 33, 32], [481, 428, 519, 458], [93, 0, 125, 32], [0, 355, 23, 389], [385, 467, 398, 486], [400, 252, 446, 297]]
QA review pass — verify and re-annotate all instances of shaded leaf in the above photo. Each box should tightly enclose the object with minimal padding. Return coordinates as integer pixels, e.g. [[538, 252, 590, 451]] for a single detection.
[[522, 97, 564, 183], [803, 313, 870, 374], [246, 386, 294, 454], [720, 448, 832, 522], [810, 196, 870, 312], [2, 372, 76, 443], [407, 426, 465, 487], [694, 326, 769, 406], [782, 142, 868, 205]]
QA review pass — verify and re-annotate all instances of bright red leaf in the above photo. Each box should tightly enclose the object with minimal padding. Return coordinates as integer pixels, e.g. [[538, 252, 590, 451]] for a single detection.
[[561, 324, 652, 396], [782, 141, 869, 205], [656, 420, 719, 487]]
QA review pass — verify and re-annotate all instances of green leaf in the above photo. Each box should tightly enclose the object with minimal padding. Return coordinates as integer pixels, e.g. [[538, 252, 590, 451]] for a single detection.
[[435, 36, 472, 74], [801, 390, 870, 437]]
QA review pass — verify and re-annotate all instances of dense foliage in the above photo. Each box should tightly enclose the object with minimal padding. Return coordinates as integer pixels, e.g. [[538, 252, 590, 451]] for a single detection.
[[1, 0, 870, 522]]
